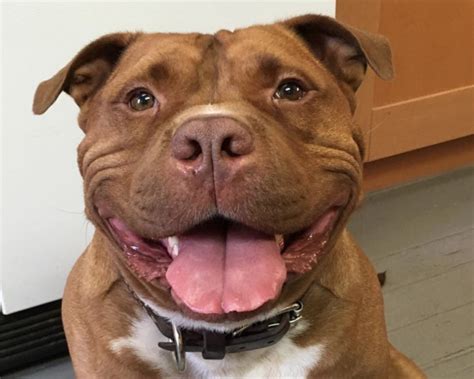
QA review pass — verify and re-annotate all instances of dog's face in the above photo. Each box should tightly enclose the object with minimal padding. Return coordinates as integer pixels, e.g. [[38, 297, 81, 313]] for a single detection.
[[34, 15, 392, 321]]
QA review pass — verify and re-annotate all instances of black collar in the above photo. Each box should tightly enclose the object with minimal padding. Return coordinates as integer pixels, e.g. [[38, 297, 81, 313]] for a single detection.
[[123, 281, 303, 372]]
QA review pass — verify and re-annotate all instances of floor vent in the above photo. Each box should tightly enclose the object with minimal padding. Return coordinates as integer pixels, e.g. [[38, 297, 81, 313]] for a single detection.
[[0, 300, 68, 375]]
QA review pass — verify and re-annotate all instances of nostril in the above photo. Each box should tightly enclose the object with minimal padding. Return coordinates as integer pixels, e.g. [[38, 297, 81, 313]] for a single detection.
[[221, 137, 241, 158], [220, 134, 254, 158], [172, 134, 203, 161], [186, 139, 202, 160]]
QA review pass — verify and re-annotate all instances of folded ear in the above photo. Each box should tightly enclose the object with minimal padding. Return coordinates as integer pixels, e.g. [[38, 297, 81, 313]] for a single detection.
[[33, 32, 139, 115], [282, 14, 393, 92]]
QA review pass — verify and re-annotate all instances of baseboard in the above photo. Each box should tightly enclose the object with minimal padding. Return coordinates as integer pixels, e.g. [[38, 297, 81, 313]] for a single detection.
[[0, 300, 68, 375]]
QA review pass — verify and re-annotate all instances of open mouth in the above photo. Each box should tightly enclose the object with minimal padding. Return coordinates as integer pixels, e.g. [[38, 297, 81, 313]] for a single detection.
[[103, 206, 342, 315]]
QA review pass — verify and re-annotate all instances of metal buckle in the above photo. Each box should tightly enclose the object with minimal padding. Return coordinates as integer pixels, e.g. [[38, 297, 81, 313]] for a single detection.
[[289, 301, 304, 324], [267, 301, 303, 328], [232, 301, 304, 335], [166, 302, 303, 370], [170, 322, 186, 372]]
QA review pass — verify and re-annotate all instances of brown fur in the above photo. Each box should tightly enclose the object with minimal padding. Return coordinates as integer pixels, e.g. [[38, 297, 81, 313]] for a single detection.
[[34, 15, 425, 378]]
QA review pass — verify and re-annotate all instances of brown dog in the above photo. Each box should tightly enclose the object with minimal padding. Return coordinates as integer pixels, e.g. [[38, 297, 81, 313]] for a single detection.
[[33, 14, 426, 378]]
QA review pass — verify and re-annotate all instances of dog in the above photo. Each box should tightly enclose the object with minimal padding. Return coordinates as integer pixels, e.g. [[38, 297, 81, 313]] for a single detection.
[[33, 14, 426, 378]]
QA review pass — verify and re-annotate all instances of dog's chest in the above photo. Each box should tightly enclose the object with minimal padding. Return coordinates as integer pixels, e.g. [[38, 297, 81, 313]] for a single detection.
[[110, 309, 324, 378]]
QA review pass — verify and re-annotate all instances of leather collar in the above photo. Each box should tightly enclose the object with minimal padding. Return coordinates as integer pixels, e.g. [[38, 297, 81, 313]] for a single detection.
[[123, 280, 303, 371]]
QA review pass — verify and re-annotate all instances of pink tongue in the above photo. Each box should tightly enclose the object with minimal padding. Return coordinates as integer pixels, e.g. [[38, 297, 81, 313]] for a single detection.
[[165, 221, 287, 314]]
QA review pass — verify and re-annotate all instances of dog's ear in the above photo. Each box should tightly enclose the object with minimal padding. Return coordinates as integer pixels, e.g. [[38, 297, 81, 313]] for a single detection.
[[33, 32, 139, 115], [282, 15, 393, 93]]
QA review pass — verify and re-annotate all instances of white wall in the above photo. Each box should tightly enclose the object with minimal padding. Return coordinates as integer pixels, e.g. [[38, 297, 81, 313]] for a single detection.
[[0, 1, 335, 314]]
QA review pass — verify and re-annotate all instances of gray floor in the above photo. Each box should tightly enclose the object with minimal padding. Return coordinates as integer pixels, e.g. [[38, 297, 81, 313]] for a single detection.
[[5, 167, 473, 378], [349, 166, 473, 378]]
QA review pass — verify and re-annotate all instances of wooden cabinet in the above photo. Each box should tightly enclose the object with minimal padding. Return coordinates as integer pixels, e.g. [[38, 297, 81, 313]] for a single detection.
[[337, 0, 473, 190]]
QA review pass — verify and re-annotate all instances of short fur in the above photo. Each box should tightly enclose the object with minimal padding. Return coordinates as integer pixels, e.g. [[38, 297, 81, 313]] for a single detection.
[[34, 15, 425, 378]]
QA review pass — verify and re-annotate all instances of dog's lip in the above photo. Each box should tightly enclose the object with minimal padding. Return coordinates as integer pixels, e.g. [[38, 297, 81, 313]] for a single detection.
[[281, 206, 341, 273], [96, 190, 349, 243], [97, 201, 345, 274], [102, 215, 172, 285], [95, 194, 348, 314]]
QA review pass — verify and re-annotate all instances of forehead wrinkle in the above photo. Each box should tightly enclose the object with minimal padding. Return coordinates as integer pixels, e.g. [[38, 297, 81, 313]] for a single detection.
[[147, 62, 169, 81], [234, 26, 323, 68], [238, 53, 282, 88], [100, 34, 210, 99], [127, 60, 171, 84], [110, 47, 194, 89], [257, 54, 282, 74], [228, 26, 329, 90], [117, 34, 203, 72], [116, 62, 171, 89], [108, 53, 161, 88]]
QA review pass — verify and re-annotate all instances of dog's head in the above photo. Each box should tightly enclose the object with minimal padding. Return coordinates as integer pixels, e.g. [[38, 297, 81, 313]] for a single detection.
[[33, 15, 392, 321]]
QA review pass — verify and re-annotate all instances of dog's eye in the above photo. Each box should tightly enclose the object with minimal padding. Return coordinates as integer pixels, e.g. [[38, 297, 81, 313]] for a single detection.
[[274, 81, 306, 101], [129, 90, 156, 111]]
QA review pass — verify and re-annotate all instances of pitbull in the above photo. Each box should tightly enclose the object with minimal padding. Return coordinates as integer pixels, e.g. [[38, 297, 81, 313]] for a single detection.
[[33, 14, 426, 378]]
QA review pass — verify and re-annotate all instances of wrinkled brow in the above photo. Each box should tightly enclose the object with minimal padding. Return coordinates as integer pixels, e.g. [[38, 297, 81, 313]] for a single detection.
[[126, 62, 171, 84], [245, 53, 283, 87], [258, 54, 282, 78], [103, 61, 172, 100], [243, 50, 326, 92]]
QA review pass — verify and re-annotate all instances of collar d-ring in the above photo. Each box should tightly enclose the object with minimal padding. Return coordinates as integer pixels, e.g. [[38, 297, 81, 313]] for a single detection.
[[171, 322, 186, 372]]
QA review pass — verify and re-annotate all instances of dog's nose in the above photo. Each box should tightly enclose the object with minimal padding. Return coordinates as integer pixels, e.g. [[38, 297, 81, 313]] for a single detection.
[[171, 117, 254, 175]]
